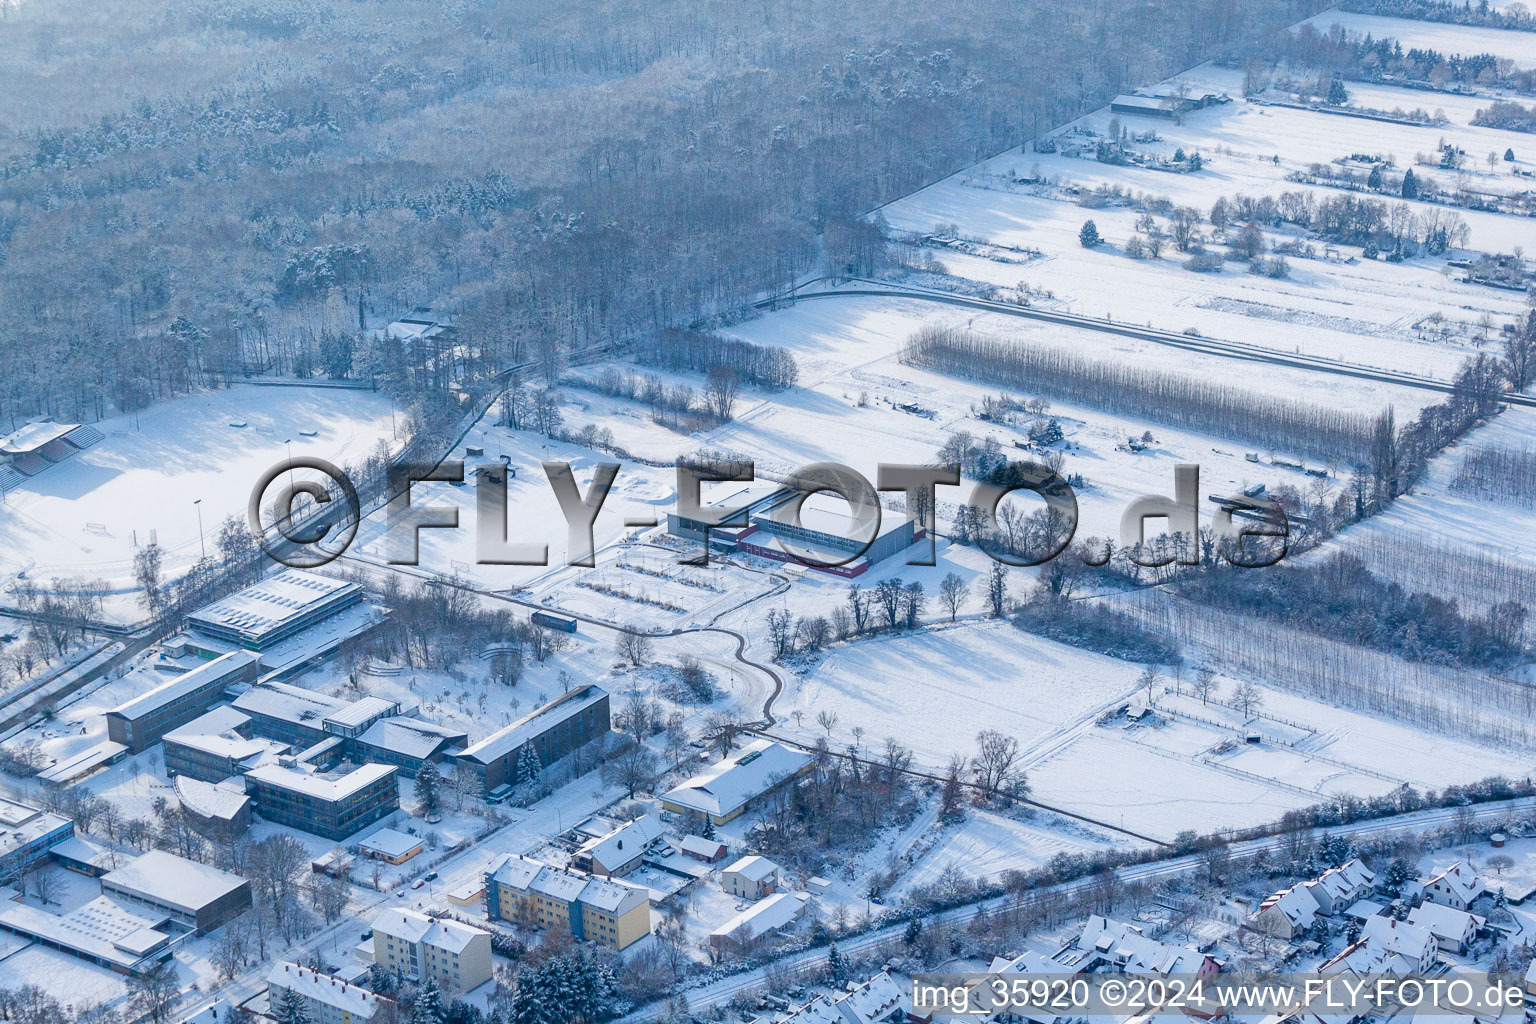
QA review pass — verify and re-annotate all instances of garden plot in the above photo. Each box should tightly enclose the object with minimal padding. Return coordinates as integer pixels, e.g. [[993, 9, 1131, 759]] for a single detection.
[[518, 542, 781, 630], [889, 806, 1126, 897], [0, 385, 398, 618], [773, 621, 1144, 769]]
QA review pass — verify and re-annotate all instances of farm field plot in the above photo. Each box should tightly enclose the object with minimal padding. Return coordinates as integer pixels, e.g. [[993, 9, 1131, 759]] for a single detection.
[[877, 68, 1534, 375], [0, 385, 397, 611], [1320, 406, 1536, 610]]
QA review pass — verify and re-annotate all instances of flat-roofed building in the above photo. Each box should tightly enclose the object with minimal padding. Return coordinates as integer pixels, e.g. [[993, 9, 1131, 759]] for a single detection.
[[371, 908, 492, 993], [0, 797, 75, 882], [231, 683, 359, 747], [485, 853, 652, 950], [163, 706, 289, 783], [268, 962, 393, 1024], [105, 652, 262, 753], [660, 739, 814, 825], [187, 570, 363, 651], [244, 762, 399, 840], [456, 686, 610, 792], [0, 895, 172, 974], [101, 851, 251, 933], [352, 716, 468, 776]]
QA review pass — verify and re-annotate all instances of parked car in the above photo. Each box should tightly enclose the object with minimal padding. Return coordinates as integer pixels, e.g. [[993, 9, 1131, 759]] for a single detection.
[[411, 879, 425, 890]]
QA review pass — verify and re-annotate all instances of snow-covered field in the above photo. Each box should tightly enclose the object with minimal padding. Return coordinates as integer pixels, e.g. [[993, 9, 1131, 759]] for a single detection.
[[0, 385, 397, 612], [774, 622, 1141, 766], [1300, 9, 1536, 68]]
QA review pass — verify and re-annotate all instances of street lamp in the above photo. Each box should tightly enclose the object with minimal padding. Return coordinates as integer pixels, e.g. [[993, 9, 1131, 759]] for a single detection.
[[194, 499, 205, 559]]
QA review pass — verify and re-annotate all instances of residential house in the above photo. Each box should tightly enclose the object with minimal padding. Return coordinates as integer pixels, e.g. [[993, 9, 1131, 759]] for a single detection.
[[371, 908, 492, 994], [485, 853, 652, 950], [571, 815, 664, 878], [1423, 862, 1484, 911], [267, 962, 392, 1024], [723, 855, 780, 900], [1407, 903, 1484, 954]]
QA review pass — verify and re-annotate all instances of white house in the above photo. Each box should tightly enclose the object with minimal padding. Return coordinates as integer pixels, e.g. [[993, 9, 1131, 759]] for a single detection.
[[1306, 859, 1375, 915], [571, 815, 665, 878], [1423, 862, 1484, 911], [1407, 903, 1485, 954], [1250, 884, 1321, 939], [1075, 916, 1218, 976], [1322, 916, 1436, 977], [723, 855, 780, 900], [831, 970, 906, 1024]]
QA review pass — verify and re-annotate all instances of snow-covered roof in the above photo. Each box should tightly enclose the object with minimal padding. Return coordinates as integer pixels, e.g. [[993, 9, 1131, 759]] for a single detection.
[[778, 995, 843, 1024], [574, 814, 664, 869], [710, 890, 809, 942], [0, 798, 70, 863], [663, 739, 813, 818], [485, 854, 649, 916], [232, 681, 350, 727], [0, 421, 79, 454], [1408, 902, 1485, 942], [833, 970, 905, 1024], [0, 897, 170, 971], [371, 908, 487, 954], [268, 962, 391, 1019], [458, 685, 608, 766], [174, 776, 251, 822], [108, 651, 261, 722], [1078, 915, 1209, 975], [244, 761, 397, 802], [188, 569, 361, 645], [49, 834, 115, 871], [356, 716, 466, 760], [102, 851, 249, 913], [358, 828, 422, 860], [1424, 861, 1484, 903], [166, 707, 286, 765], [177, 999, 237, 1024], [1316, 858, 1374, 897], [1344, 898, 1385, 921], [1322, 914, 1439, 975], [1257, 884, 1320, 928], [724, 855, 779, 883], [323, 695, 399, 731], [679, 835, 727, 858]]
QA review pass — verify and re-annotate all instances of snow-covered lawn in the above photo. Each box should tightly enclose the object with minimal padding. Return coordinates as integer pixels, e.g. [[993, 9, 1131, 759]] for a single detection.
[[890, 806, 1124, 897]]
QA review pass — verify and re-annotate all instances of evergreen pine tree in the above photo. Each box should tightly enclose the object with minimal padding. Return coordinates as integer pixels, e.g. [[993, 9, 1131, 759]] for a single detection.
[[415, 760, 443, 816], [1367, 165, 1383, 190], [827, 942, 848, 984], [516, 745, 543, 787], [275, 990, 315, 1024], [1402, 168, 1419, 199], [700, 816, 717, 840], [1079, 220, 1102, 247], [413, 976, 446, 1024], [1327, 76, 1348, 105], [903, 917, 923, 949]]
